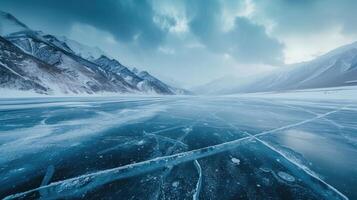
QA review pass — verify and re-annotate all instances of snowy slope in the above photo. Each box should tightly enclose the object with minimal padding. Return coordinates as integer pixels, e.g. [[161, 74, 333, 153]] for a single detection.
[[0, 36, 50, 94], [0, 35, 138, 95], [136, 71, 174, 94], [136, 70, 191, 94], [4, 31, 136, 94], [57, 36, 110, 61], [94, 56, 187, 94], [94, 56, 142, 86], [0, 11, 187, 95], [209, 41, 357, 94]]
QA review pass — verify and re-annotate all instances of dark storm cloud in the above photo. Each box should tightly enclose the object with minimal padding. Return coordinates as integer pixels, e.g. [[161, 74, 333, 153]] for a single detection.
[[1, 0, 357, 69], [0, 0, 166, 48], [0, 0, 286, 64], [186, 0, 284, 65]]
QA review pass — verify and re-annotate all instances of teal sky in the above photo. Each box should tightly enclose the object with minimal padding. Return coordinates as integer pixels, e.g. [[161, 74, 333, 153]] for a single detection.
[[1, 0, 357, 88]]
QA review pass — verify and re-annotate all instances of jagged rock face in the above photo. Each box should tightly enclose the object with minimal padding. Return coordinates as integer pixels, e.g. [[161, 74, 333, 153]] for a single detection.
[[59, 37, 109, 61], [42, 34, 75, 54], [0, 37, 50, 94], [0, 11, 189, 95], [136, 71, 174, 94], [93, 56, 181, 94], [0, 35, 139, 94], [3, 32, 135, 94], [6, 31, 64, 65], [94, 56, 143, 86]]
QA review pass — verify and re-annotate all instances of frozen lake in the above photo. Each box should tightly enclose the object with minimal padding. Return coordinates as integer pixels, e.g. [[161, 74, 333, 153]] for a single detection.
[[0, 96, 356, 199]]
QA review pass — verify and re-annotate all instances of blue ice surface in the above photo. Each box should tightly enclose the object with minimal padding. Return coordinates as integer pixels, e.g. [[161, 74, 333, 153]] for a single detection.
[[0, 96, 356, 199]]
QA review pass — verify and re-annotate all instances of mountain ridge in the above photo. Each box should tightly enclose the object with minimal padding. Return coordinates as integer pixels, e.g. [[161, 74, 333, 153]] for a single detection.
[[194, 41, 357, 94], [0, 11, 188, 95]]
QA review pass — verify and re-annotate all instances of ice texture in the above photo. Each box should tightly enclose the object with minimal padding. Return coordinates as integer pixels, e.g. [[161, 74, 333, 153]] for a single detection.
[[1, 95, 356, 200], [278, 171, 295, 182]]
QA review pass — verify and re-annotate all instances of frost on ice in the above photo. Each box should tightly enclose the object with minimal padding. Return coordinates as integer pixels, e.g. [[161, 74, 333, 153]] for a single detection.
[[1, 96, 355, 200]]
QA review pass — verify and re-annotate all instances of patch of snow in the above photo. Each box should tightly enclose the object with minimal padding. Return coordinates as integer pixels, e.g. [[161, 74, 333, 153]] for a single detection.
[[137, 140, 145, 145], [182, 127, 193, 134], [0, 61, 27, 80], [172, 181, 179, 188], [231, 157, 240, 165], [57, 36, 110, 61]]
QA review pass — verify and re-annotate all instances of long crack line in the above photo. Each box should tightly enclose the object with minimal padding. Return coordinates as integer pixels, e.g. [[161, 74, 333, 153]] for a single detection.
[[211, 105, 349, 200], [193, 160, 202, 200], [4, 107, 348, 200], [261, 99, 345, 128], [153, 114, 205, 200]]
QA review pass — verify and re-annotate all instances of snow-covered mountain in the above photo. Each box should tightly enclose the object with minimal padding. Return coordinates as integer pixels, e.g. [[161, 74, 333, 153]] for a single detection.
[[0, 34, 134, 95], [244, 43, 357, 92], [136, 70, 175, 94], [57, 36, 110, 61], [0, 36, 50, 94], [135, 70, 192, 95], [0, 11, 187, 95], [196, 41, 357, 94], [94, 56, 190, 94]]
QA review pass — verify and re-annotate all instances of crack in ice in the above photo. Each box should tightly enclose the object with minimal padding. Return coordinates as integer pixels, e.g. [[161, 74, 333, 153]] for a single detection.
[[193, 160, 202, 200], [258, 100, 356, 147], [145, 125, 185, 135], [3, 106, 349, 200], [211, 105, 350, 200], [256, 99, 346, 129]]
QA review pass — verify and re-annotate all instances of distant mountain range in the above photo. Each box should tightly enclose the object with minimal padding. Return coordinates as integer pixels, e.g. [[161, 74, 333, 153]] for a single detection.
[[2, 11, 357, 96], [0, 11, 189, 95], [194, 41, 357, 94]]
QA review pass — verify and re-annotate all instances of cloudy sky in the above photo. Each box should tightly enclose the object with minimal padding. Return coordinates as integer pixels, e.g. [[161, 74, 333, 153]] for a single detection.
[[1, 0, 357, 88]]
